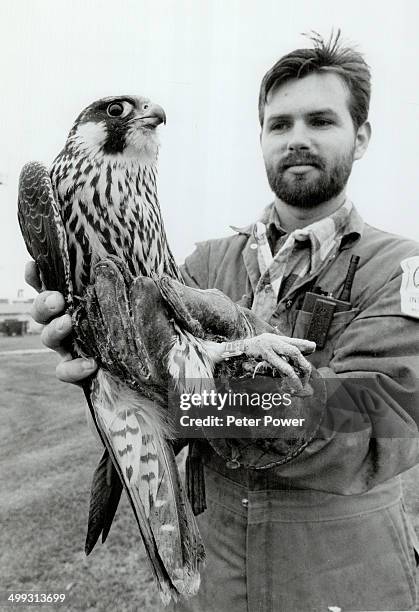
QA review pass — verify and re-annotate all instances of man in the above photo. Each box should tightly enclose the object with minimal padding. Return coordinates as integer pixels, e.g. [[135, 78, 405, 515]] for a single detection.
[[28, 34, 419, 611]]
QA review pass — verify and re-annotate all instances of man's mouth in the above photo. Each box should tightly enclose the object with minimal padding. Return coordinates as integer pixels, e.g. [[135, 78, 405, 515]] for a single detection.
[[284, 164, 317, 174], [283, 160, 318, 167]]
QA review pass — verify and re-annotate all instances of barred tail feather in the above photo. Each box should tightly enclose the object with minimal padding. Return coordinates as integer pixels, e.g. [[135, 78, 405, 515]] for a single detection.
[[91, 369, 204, 603]]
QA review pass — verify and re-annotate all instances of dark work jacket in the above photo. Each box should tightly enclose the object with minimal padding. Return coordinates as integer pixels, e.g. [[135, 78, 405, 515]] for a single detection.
[[180, 204, 419, 497]]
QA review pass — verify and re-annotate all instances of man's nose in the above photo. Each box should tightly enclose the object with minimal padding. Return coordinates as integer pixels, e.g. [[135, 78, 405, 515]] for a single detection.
[[286, 124, 310, 151]]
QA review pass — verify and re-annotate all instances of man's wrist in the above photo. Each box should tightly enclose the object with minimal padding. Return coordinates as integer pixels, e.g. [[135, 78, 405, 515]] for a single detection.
[[219, 339, 247, 360], [204, 339, 248, 364]]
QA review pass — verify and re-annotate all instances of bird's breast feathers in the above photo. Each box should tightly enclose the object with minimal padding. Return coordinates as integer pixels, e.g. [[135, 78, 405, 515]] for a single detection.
[[51, 153, 166, 289]]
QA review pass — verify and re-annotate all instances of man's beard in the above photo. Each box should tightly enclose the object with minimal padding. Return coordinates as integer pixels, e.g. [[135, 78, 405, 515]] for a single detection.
[[265, 147, 355, 208]]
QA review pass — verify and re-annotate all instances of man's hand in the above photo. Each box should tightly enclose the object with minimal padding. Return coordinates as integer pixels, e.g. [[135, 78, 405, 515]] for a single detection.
[[205, 332, 315, 394], [242, 333, 314, 393], [25, 260, 97, 383]]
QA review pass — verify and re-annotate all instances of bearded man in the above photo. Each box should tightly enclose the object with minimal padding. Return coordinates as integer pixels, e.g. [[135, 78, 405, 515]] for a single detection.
[[28, 34, 419, 611]]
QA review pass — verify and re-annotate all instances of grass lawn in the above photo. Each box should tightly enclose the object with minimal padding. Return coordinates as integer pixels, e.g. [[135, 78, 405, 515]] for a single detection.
[[0, 336, 163, 612], [0, 333, 46, 352], [1, 334, 418, 611]]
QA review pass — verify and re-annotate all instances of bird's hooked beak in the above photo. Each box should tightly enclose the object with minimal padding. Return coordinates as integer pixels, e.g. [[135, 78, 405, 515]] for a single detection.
[[132, 103, 167, 129]]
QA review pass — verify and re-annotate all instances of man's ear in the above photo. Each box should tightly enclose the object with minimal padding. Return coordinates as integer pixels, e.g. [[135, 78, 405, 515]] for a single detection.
[[354, 121, 371, 161]]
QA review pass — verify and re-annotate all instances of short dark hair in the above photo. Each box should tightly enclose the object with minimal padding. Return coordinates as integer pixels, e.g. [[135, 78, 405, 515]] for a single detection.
[[258, 31, 371, 131]]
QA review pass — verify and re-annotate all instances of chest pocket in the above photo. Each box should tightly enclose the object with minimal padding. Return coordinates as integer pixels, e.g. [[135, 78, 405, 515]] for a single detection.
[[292, 307, 359, 368]]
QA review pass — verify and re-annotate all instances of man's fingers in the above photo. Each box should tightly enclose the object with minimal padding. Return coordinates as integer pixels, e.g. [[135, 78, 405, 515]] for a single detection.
[[56, 355, 97, 384], [273, 342, 312, 387], [31, 291, 66, 324], [297, 360, 312, 388], [243, 333, 313, 391], [25, 262, 97, 385], [264, 350, 304, 393], [279, 336, 316, 355], [41, 317, 98, 383], [25, 260, 42, 292], [292, 357, 312, 388], [40, 314, 73, 356]]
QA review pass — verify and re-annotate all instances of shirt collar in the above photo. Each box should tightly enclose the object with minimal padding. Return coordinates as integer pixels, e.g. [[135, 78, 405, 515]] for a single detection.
[[231, 200, 364, 246], [237, 202, 364, 291]]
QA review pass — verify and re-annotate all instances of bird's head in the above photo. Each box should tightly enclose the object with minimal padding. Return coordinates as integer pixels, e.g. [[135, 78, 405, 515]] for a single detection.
[[66, 95, 166, 163]]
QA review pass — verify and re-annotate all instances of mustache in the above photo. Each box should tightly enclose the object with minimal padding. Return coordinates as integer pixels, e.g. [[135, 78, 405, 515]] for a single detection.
[[279, 154, 325, 171]]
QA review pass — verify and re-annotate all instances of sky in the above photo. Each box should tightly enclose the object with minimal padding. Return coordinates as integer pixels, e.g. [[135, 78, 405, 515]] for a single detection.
[[0, 0, 418, 300]]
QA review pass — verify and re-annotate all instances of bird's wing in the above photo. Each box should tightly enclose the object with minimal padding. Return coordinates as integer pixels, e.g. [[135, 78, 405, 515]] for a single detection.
[[130, 276, 216, 396], [77, 258, 156, 555], [17, 161, 73, 306], [85, 448, 123, 552], [74, 257, 155, 391], [17, 165, 126, 551], [155, 274, 275, 338]]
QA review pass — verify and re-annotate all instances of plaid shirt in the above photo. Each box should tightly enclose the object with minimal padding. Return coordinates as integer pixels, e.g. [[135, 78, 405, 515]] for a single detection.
[[251, 200, 353, 320]]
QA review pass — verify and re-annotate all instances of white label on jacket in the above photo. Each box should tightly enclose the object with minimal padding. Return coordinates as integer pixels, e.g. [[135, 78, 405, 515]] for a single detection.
[[400, 256, 419, 318]]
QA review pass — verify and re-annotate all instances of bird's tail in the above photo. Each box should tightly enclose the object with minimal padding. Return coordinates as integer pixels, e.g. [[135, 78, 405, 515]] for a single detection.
[[90, 368, 205, 604]]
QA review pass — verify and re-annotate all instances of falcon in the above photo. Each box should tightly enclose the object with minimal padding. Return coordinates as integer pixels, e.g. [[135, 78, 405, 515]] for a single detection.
[[17, 96, 215, 604]]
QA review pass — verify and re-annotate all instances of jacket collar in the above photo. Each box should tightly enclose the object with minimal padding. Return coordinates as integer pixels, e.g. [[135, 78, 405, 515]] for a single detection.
[[232, 202, 365, 290]]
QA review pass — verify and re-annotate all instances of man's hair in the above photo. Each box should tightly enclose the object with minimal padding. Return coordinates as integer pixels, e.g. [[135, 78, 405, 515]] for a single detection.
[[258, 31, 371, 131]]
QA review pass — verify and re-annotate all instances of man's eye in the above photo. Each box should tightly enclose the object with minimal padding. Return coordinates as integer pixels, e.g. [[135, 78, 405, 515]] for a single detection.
[[271, 122, 290, 131], [311, 118, 333, 127]]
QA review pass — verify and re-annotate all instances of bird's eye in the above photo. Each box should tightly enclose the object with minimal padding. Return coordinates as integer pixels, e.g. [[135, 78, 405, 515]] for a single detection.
[[143, 103, 149, 111], [107, 102, 124, 118]]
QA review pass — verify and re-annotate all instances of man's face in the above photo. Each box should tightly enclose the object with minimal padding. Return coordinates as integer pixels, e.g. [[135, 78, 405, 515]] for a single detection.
[[260, 72, 368, 208]]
